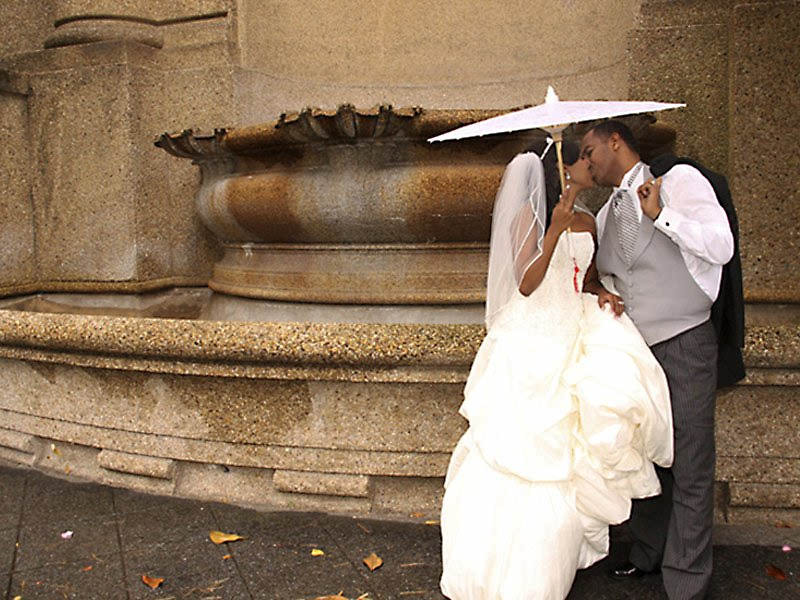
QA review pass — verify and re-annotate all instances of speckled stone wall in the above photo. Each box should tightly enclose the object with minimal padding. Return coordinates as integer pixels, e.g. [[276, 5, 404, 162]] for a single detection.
[[234, 0, 640, 124], [630, 0, 800, 303], [628, 1, 800, 516]]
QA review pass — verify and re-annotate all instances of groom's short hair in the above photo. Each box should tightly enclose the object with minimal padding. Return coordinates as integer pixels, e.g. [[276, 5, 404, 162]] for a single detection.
[[587, 120, 640, 156]]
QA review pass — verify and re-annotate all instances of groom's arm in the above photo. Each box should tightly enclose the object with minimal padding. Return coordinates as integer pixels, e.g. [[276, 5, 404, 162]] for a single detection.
[[641, 165, 734, 265]]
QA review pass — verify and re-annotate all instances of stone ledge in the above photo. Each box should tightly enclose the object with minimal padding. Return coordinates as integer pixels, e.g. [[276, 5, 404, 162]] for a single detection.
[[0, 408, 454, 477], [97, 448, 175, 480], [0, 304, 797, 382], [729, 483, 800, 509], [273, 470, 369, 498], [718, 456, 800, 484]]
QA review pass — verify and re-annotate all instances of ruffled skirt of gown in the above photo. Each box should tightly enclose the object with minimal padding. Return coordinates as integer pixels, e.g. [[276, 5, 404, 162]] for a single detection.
[[440, 294, 673, 600]]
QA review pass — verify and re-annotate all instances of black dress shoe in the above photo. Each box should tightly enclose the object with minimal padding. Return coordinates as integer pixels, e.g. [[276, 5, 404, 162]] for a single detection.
[[608, 561, 660, 579]]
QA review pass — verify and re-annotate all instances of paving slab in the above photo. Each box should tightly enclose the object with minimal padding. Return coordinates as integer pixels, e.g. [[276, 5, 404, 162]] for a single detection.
[[22, 470, 115, 527], [215, 511, 372, 600], [0, 466, 25, 530], [7, 552, 127, 600], [123, 538, 251, 600], [116, 502, 219, 551], [14, 513, 120, 572], [321, 515, 445, 600], [0, 526, 17, 576], [0, 463, 798, 600]]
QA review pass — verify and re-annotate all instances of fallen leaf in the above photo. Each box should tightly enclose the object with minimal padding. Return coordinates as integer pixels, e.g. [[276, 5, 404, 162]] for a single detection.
[[209, 530, 244, 544], [363, 552, 383, 571], [424, 520, 439, 526], [313, 595, 348, 600], [12, 596, 21, 600], [355, 522, 371, 534], [61, 531, 74, 540], [766, 564, 787, 581], [141, 574, 164, 589], [410, 512, 424, 518], [81, 565, 93, 572], [222, 554, 232, 560], [311, 548, 325, 556]]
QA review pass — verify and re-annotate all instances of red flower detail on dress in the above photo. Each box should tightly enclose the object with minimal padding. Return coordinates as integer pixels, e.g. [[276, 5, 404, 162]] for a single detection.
[[573, 259, 580, 293]]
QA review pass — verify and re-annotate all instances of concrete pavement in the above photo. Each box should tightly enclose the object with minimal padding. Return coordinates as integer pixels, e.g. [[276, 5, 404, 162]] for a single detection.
[[0, 464, 797, 599]]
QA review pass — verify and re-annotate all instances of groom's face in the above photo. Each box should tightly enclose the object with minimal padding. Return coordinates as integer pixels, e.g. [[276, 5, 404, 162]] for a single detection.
[[580, 130, 617, 187]]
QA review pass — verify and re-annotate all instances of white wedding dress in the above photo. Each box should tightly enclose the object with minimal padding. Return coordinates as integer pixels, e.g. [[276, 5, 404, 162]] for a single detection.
[[440, 230, 673, 600]]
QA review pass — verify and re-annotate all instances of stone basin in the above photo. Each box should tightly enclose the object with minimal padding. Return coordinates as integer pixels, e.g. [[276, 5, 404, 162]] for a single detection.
[[157, 106, 543, 304]]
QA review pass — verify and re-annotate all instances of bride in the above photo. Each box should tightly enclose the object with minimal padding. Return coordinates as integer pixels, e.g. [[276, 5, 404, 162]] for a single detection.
[[439, 145, 674, 599]]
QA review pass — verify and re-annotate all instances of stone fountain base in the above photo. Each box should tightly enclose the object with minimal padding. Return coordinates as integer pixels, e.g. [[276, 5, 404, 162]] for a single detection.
[[0, 289, 481, 515], [0, 290, 798, 522]]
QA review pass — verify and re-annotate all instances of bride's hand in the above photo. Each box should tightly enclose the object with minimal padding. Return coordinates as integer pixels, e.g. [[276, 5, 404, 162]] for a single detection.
[[550, 185, 576, 234], [597, 288, 625, 317]]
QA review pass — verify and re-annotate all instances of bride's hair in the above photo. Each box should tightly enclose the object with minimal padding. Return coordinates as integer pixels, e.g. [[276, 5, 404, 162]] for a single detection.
[[523, 137, 580, 230]]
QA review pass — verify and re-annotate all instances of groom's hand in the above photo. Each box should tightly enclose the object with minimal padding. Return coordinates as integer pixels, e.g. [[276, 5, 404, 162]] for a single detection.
[[597, 288, 625, 317], [637, 176, 663, 221]]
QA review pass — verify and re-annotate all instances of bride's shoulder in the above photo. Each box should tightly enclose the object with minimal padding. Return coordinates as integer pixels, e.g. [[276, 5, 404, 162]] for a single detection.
[[570, 211, 596, 234]]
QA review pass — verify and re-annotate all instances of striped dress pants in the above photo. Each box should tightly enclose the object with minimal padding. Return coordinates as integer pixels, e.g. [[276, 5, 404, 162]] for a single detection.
[[628, 320, 718, 600]]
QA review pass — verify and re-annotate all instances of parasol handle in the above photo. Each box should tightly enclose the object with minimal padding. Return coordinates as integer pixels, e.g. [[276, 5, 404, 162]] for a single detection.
[[551, 129, 567, 193]]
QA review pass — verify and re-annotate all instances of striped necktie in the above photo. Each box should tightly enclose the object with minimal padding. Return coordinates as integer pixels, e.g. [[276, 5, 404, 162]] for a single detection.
[[613, 189, 638, 264], [612, 163, 644, 264]]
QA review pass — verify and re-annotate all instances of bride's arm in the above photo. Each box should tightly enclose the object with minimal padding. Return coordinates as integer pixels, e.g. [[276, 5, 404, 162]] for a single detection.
[[518, 186, 576, 296]]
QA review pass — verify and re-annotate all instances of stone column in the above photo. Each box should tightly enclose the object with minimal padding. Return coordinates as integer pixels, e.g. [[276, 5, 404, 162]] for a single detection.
[[629, 0, 800, 523], [0, 1, 235, 296]]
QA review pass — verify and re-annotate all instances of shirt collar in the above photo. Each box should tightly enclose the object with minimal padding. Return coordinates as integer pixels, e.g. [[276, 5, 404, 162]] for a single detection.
[[614, 161, 645, 192]]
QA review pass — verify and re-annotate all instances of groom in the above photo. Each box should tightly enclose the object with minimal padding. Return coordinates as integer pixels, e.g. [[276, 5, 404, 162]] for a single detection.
[[580, 121, 734, 600]]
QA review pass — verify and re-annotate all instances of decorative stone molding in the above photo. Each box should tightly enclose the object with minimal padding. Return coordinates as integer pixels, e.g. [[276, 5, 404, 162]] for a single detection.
[[273, 470, 370, 498], [0, 428, 37, 466], [45, 2, 229, 49]]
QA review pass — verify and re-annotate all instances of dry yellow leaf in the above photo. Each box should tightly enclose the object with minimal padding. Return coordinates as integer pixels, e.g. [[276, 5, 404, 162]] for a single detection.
[[81, 565, 93, 572], [424, 520, 439, 526], [141, 574, 164, 589], [209, 530, 245, 544], [222, 554, 232, 560], [363, 552, 383, 571], [12, 596, 21, 600], [313, 595, 348, 600], [311, 548, 325, 556]]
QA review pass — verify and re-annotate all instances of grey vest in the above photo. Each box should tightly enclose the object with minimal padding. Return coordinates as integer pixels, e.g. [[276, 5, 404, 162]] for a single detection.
[[596, 172, 712, 346]]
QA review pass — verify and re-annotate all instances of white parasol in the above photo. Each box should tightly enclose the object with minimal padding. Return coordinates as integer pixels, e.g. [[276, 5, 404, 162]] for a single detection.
[[428, 86, 685, 190]]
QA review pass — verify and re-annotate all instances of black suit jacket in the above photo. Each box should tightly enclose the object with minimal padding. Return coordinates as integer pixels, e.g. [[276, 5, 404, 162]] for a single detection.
[[649, 154, 746, 388]]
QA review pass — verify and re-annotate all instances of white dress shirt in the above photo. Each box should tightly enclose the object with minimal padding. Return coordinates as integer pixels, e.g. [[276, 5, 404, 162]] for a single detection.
[[596, 162, 734, 301]]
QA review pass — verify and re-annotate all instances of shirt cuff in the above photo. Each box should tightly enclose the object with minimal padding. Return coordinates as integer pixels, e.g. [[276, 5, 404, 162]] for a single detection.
[[653, 205, 682, 238]]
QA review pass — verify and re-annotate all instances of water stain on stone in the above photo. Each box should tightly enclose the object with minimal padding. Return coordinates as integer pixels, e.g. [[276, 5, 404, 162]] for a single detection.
[[172, 376, 313, 444], [399, 164, 499, 243], [225, 173, 303, 242], [27, 361, 61, 386]]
